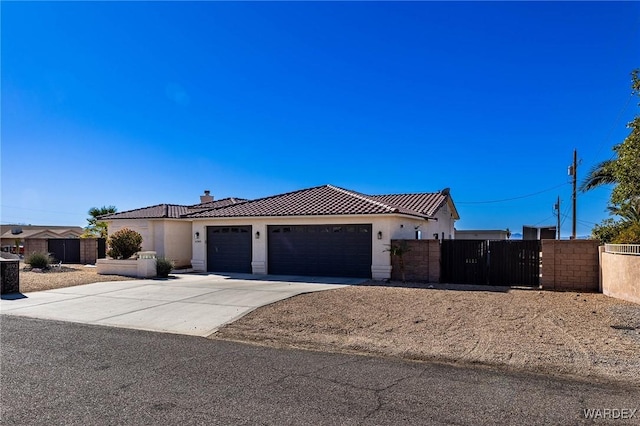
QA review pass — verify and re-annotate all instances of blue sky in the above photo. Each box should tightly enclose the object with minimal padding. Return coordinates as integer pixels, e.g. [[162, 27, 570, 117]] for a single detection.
[[2, 2, 639, 237]]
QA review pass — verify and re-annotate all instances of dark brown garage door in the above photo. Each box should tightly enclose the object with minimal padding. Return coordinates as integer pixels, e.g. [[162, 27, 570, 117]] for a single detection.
[[268, 224, 372, 278], [207, 226, 252, 273]]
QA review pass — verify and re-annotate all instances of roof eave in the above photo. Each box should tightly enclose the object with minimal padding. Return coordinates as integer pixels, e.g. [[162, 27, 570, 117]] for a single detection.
[[188, 211, 431, 220]]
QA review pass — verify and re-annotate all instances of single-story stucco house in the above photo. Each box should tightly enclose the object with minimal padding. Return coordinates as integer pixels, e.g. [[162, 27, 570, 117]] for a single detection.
[[101, 184, 459, 280], [0, 225, 84, 255]]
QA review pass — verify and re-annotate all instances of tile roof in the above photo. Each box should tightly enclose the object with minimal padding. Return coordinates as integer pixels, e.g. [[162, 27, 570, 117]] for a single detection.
[[186, 198, 248, 211], [100, 187, 456, 221], [369, 193, 448, 218], [101, 198, 248, 220], [0, 228, 83, 240], [100, 204, 189, 220], [184, 185, 448, 219]]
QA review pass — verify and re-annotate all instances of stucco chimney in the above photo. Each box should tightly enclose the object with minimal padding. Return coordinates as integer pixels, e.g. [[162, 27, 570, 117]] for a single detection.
[[200, 190, 214, 203]]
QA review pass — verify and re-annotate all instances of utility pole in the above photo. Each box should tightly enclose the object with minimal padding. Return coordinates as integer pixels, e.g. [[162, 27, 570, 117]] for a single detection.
[[569, 149, 577, 239], [555, 196, 561, 240]]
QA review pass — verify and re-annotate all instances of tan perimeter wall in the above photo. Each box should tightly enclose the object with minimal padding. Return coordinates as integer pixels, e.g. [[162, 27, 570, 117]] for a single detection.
[[601, 252, 640, 305], [541, 240, 600, 291], [80, 239, 98, 264], [23, 239, 47, 257], [390, 240, 440, 283]]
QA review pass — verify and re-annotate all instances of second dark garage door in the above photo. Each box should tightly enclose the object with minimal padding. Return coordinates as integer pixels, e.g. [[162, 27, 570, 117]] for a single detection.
[[268, 224, 372, 278], [207, 226, 252, 273]]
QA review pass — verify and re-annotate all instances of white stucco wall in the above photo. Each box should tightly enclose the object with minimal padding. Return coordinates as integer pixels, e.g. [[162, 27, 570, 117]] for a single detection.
[[107, 219, 155, 252], [160, 220, 192, 268], [190, 212, 457, 280], [106, 219, 192, 267], [191, 216, 396, 277]]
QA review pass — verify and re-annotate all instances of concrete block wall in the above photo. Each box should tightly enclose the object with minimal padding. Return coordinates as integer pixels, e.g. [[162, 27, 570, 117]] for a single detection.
[[80, 239, 98, 264], [390, 240, 440, 283], [541, 240, 600, 291], [23, 239, 47, 257]]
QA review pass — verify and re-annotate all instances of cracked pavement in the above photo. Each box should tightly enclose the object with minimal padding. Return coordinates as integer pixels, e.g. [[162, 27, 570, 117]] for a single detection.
[[2, 316, 638, 425]]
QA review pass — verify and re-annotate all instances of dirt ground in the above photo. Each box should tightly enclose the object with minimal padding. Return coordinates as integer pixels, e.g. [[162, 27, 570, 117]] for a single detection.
[[214, 282, 640, 387], [17, 263, 136, 292], [12, 268, 640, 386]]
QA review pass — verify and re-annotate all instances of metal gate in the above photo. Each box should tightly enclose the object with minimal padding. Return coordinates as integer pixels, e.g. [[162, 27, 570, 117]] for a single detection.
[[441, 240, 540, 286], [98, 238, 107, 259], [47, 239, 81, 263]]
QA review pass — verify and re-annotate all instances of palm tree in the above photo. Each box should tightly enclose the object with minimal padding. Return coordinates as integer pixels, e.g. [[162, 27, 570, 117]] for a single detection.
[[607, 198, 640, 224], [385, 242, 411, 283], [82, 205, 117, 238], [579, 159, 617, 192]]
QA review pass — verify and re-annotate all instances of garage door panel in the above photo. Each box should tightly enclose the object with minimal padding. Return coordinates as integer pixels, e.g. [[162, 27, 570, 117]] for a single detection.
[[268, 224, 372, 278], [207, 226, 252, 273]]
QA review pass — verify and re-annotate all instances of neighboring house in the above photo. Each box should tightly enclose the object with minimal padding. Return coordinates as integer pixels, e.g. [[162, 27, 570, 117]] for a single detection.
[[523, 225, 557, 240], [455, 229, 510, 240], [102, 185, 460, 280], [0, 225, 83, 254]]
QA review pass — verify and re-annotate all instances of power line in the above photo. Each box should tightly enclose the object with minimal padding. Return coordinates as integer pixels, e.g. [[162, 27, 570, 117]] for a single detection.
[[577, 218, 599, 227], [0, 205, 82, 216], [560, 203, 572, 227], [532, 215, 556, 226], [457, 183, 569, 204], [589, 92, 634, 166]]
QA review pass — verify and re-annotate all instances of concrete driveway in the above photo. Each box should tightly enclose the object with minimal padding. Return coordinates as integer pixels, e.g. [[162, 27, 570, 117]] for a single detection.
[[0, 273, 364, 337]]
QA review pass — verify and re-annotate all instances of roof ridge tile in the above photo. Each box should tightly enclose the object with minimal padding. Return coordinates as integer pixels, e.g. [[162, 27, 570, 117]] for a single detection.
[[327, 185, 398, 213]]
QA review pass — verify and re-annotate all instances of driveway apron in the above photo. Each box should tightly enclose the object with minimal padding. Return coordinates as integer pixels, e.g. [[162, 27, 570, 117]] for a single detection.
[[0, 274, 362, 336]]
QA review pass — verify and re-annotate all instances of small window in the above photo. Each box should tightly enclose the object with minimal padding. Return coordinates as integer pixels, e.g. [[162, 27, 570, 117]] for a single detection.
[[333, 227, 342, 233], [272, 228, 281, 233], [346, 226, 356, 233], [222, 228, 230, 233], [283, 227, 292, 233]]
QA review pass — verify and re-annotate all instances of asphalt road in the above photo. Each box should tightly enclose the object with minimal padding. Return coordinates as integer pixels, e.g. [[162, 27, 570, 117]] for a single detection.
[[1, 316, 638, 425]]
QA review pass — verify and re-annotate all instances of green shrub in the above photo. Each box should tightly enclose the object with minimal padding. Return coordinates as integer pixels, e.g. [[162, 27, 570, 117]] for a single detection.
[[156, 257, 174, 278], [612, 222, 640, 244], [25, 252, 51, 269], [107, 228, 143, 259]]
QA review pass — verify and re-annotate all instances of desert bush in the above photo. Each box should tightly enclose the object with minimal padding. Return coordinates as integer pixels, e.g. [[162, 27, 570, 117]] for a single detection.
[[25, 252, 52, 269], [107, 228, 142, 259], [156, 257, 174, 278]]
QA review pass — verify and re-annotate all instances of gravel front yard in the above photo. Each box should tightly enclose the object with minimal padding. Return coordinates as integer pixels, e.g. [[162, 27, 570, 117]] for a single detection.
[[17, 263, 136, 292], [214, 282, 640, 387]]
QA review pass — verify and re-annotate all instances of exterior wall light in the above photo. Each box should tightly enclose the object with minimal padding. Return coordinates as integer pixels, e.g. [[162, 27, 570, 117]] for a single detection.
[[255, 231, 260, 239], [377, 231, 383, 240], [194, 232, 200, 240]]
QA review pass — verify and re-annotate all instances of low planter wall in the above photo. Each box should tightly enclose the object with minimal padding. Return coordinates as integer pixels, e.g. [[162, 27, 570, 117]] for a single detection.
[[96, 252, 157, 278], [601, 248, 640, 305]]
